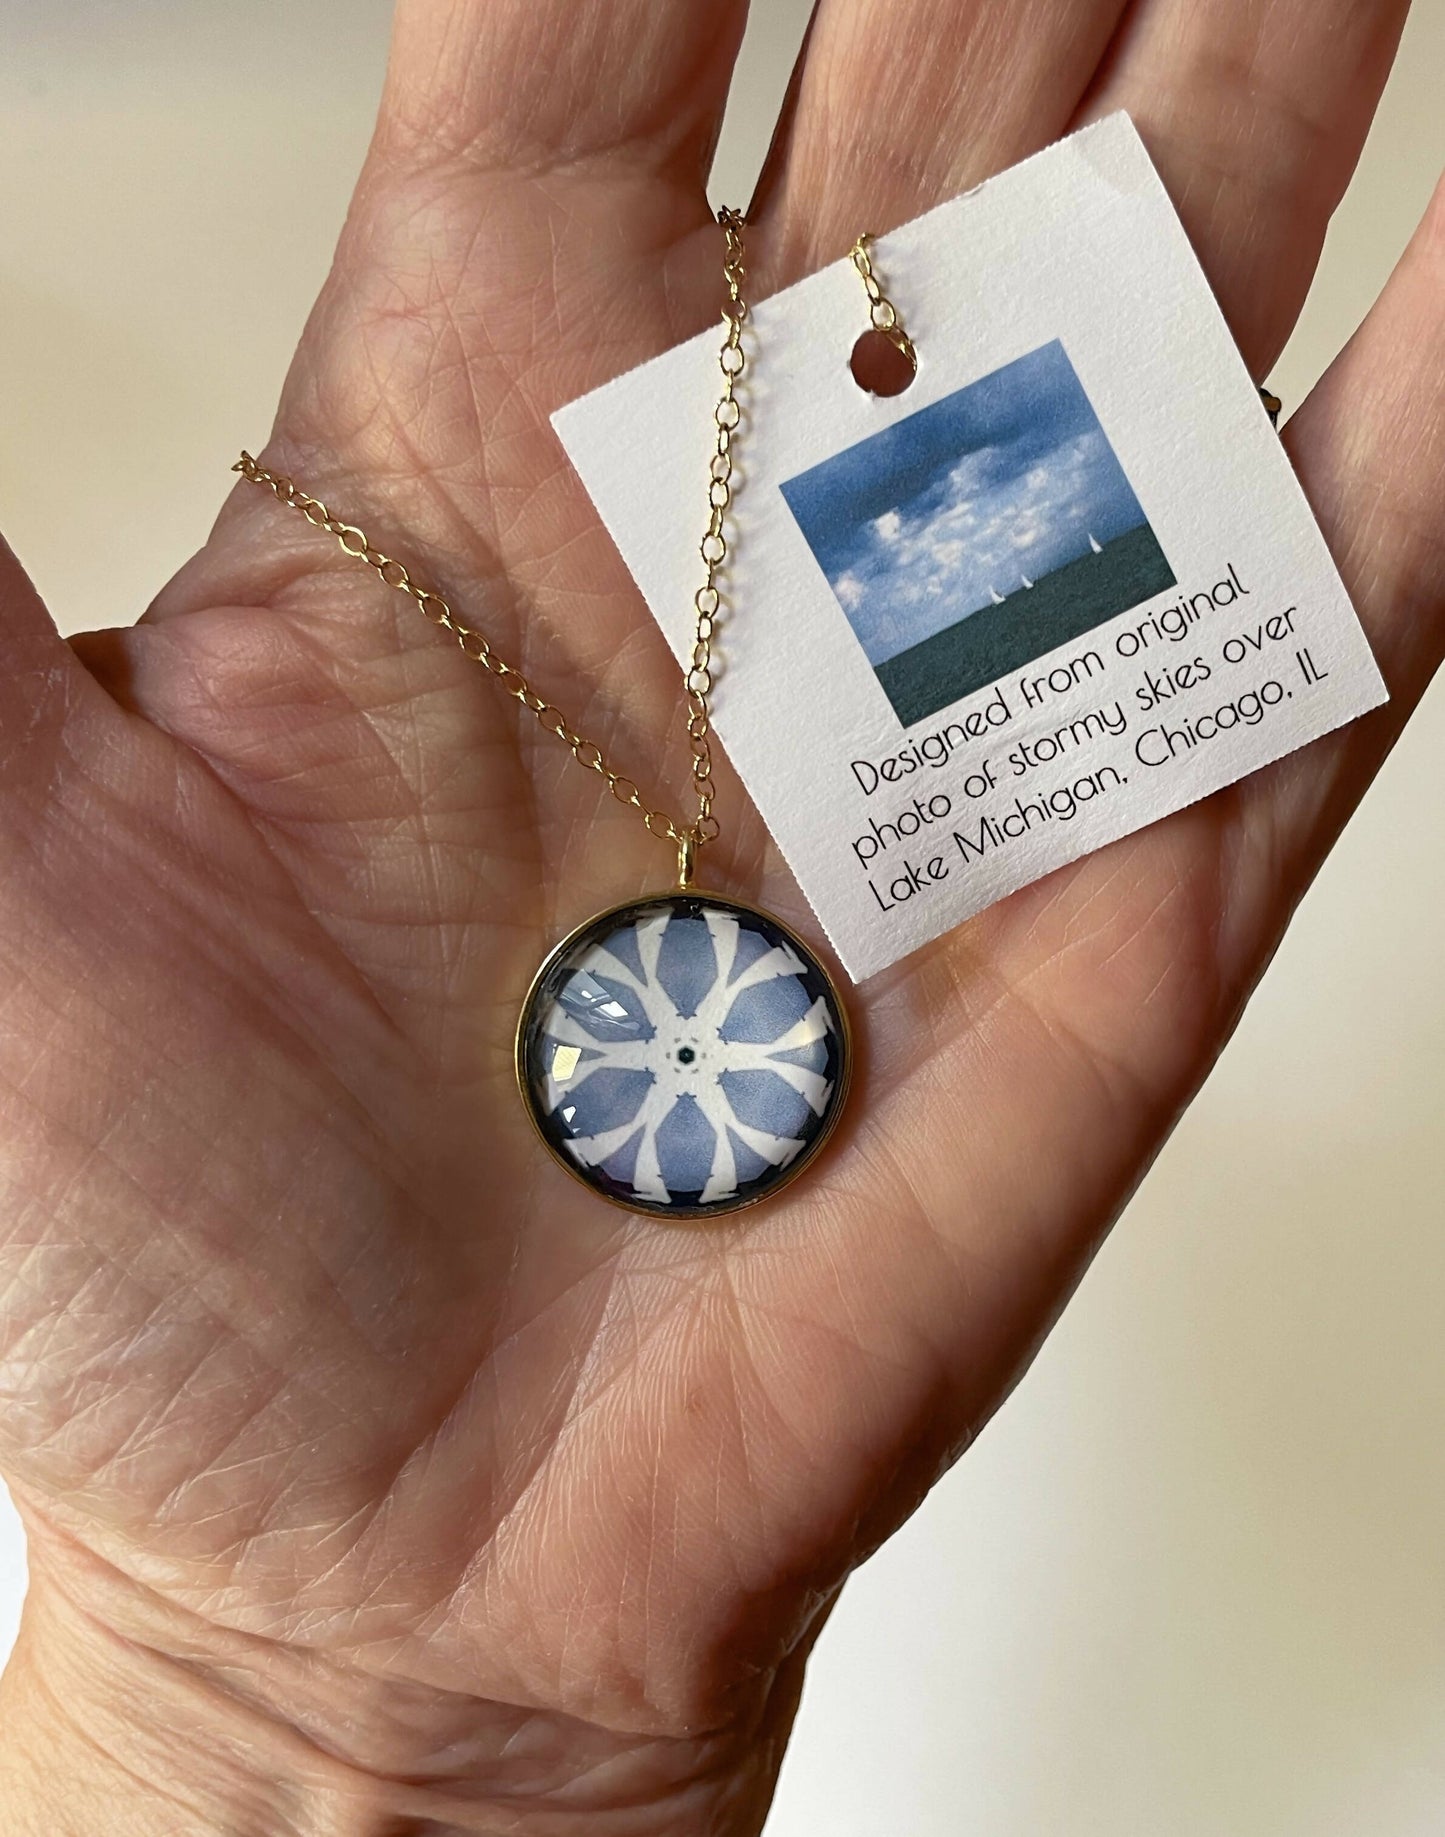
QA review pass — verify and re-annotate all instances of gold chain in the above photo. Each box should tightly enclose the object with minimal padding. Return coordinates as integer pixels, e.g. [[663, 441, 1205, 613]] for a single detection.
[[686, 204, 748, 878], [850, 232, 917, 372], [233, 205, 751, 887]]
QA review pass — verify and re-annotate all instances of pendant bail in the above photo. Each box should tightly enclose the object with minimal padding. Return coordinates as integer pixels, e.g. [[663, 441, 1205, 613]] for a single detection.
[[676, 830, 697, 890]]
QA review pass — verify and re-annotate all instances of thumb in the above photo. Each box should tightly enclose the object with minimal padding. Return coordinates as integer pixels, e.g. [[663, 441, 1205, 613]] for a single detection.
[[0, 532, 113, 812], [1, 533, 76, 742]]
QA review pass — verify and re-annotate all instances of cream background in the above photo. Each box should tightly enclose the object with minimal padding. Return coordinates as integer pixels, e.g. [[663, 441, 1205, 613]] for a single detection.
[[1, 4, 1442, 1830]]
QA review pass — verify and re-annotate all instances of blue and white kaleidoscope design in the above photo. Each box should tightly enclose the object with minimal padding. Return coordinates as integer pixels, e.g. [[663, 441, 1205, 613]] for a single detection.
[[520, 896, 848, 1216]]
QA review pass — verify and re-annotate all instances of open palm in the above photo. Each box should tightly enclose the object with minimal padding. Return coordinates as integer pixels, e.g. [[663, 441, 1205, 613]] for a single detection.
[[1, 0, 1441, 1829]]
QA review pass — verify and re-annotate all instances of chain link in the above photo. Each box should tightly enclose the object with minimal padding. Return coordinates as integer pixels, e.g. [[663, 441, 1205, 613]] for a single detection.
[[850, 232, 917, 373], [233, 205, 752, 881]]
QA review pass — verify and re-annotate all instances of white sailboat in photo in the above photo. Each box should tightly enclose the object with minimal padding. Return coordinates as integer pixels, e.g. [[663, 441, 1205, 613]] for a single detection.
[[988, 585, 1006, 605], [1020, 573, 1033, 589], [1087, 531, 1104, 554]]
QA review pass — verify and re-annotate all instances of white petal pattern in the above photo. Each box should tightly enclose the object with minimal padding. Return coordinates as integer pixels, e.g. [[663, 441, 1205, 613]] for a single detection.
[[519, 895, 848, 1216]]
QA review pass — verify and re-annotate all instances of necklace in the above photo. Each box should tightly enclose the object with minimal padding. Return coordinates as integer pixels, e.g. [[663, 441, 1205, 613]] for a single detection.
[[234, 209, 851, 1219]]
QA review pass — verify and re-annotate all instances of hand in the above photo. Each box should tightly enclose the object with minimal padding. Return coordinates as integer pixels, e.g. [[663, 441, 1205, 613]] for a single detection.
[[1, 1, 1439, 1830]]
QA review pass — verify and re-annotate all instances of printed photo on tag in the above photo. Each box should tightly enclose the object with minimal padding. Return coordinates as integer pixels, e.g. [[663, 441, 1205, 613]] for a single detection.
[[780, 339, 1176, 725], [553, 113, 1387, 981]]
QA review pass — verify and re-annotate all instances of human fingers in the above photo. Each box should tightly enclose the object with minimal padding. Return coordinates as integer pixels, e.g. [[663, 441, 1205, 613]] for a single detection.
[[0, 538, 121, 822], [756, 0, 1408, 386], [145, 0, 758, 649], [1081, 0, 1413, 371], [754, 0, 1130, 272], [1223, 173, 1445, 917], [375, 0, 750, 186]]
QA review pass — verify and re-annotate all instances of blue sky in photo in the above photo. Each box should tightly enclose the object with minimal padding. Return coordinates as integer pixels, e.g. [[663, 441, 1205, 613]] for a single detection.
[[781, 341, 1149, 665]]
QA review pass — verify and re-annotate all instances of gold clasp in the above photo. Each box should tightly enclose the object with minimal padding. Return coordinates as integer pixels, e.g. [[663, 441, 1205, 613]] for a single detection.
[[677, 831, 697, 890]]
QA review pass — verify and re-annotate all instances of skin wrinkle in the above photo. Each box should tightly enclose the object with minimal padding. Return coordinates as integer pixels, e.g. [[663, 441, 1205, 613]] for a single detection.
[[1187, 0, 1395, 167], [8, 1043, 473, 1557], [26, 1253, 237, 1452], [506, 1272, 661, 1482], [704, 1281, 775, 1550], [33, 1315, 301, 1543], [1034, 830, 1225, 1026], [1194, 783, 1270, 999], [873, 1014, 1119, 1276], [53, 752, 410, 1064], [128, 619, 539, 1021], [1014, 975, 1161, 1123], [944, 915, 1143, 1119], [1050, 853, 1211, 1015], [2, 1161, 208, 1429], [320, 1271, 607, 1616], [890, 930, 1014, 1070], [334, 345, 583, 716], [440, 1291, 732, 1716], [0, 1258, 123, 1435], [1096, 885, 1202, 1010], [296, 1520, 422, 1645], [384, 4, 749, 184], [69, 1047, 412, 1360], [140, 1370, 305, 1535], [336, 177, 657, 580], [723, 1261, 902, 1392], [28, 1592, 383, 1822], [376, 1266, 632, 1649], [29, 1655, 207, 1823], [758, 0, 1133, 273], [0, 666, 77, 774]]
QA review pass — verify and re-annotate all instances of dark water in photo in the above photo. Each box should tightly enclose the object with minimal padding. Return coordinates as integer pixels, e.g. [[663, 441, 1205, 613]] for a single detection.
[[874, 524, 1176, 727]]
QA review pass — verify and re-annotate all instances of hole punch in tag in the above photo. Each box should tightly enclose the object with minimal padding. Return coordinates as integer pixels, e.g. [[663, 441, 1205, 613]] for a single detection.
[[850, 329, 916, 398]]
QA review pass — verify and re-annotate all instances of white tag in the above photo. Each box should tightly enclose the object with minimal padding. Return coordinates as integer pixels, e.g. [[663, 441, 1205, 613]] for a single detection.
[[553, 114, 1386, 981]]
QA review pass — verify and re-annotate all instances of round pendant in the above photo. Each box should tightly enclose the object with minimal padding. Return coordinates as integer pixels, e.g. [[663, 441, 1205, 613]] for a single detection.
[[516, 892, 850, 1219]]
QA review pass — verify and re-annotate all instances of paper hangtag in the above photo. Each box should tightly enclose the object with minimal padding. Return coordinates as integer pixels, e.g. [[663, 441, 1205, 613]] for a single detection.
[[553, 114, 1386, 981]]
